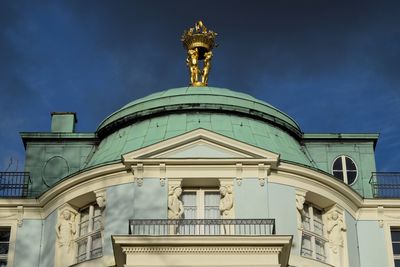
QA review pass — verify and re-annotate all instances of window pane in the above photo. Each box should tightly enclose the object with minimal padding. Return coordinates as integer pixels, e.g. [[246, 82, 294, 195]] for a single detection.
[[316, 239, 326, 262], [0, 230, 10, 242], [392, 230, 400, 241], [395, 259, 400, 267], [80, 208, 89, 222], [333, 158, 342, 171], [0, 260, 7, 267], [91, 232, 103, 258], [182, 192, 197, 219], [79, 208, 90, 236], [313, 208, 324, 235], [347, 171, 357, 184], [79, 221, 89, 236], [205, 192, 220, 219], [77, 239, 87, 262], [345, 157, 357, 170], [393, 243, 400, 255], [333, 171, 344, 181], [301, 235, 312, 257], [0, 243, 8, 255], [93, 216, 102, 231]]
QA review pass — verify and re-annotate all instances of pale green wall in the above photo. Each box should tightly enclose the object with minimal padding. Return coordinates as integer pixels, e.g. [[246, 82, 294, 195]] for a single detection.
[[305, 142, 376, 197], [25, 142, 95, 195], [103, 183, 135, 257], [345, 211, 361, 267], [234, 178, 268, 218], [132, 178, 167, 219], [39, 211, 56, 267], [14, 220, 42, 267], [267, 183, 297, 254], [357, 220, 389, 267], [104, 180, 167, 257]]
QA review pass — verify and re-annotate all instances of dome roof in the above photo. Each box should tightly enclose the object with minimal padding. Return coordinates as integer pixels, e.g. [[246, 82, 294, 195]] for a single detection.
[[97, 87, 301, 138], [87, 87, 312, 167]]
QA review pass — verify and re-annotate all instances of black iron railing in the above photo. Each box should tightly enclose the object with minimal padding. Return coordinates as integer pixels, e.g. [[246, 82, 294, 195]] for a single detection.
[[129, 219, 275, 236], [370, 172, 400, 198], [0, 172, 31, 198]]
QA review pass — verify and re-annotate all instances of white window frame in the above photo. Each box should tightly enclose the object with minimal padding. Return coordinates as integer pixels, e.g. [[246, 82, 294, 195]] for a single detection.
[[182, 188, 220, 220], [75, 204, 103, 263], [389, 227, 400, 267], [301, 203, 328, 262], [332, 155, 358, 185], [0, 227, 10, 266], [0, 221, 16, 267]]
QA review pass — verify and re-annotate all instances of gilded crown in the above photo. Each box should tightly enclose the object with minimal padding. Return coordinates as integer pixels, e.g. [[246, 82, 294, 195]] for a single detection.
[[181, 21, 217, 60]]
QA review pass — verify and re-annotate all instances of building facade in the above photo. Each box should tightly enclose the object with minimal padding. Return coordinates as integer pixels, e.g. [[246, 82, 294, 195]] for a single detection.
[[1, 22, 400, 267], [0, 86, 399, 267]]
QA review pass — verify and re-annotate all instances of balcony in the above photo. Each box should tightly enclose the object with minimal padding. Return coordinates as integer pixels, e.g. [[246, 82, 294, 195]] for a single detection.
[[113, 218, 291, 267], [370, 172, 400, 198], [0, 172, 31, 198], [128, 218, 276, 236]]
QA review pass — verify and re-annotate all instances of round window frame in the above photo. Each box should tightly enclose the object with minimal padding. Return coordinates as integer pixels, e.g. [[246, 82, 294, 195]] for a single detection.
[[331, 155, 358, 186]]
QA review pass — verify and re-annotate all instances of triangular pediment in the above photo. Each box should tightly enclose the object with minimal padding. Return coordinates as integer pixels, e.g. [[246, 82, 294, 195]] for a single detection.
[[153, 139, 251, 158], [122, 129, 279, 163]]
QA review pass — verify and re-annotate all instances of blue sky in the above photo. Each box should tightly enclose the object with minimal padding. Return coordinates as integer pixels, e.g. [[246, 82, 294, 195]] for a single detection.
[[0, 0, 399, 172]]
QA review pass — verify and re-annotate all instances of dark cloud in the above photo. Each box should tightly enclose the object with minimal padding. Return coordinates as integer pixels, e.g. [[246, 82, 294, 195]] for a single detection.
[[0, 0, 400, 171]]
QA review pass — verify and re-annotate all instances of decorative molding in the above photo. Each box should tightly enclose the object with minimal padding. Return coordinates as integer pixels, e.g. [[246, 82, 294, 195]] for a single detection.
[[377, 205, 384, 227], [122, 246, 283, 254], [160, 163, 166, 186], [122, 129, 281, 162], [94, 189, 106, 209], [17, 206, 24, 227], [236, 163, 242, 186], [257, 164, 271, 186], [132, 163, 144, 187]]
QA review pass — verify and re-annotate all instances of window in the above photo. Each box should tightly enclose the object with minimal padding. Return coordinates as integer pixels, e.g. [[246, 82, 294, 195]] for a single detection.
[[180, 189, 220, 234], [182, 189, 220, 219], [301, 203, 327, 262], [0, 228, 10, 267], [332, 155, 358, 185], [76, 204, 102, 263], [391, 228, 400, 267]]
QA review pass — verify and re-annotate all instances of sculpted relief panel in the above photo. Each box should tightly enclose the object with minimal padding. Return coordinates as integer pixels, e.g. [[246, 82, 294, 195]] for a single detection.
[[55, 205, 78, 267]]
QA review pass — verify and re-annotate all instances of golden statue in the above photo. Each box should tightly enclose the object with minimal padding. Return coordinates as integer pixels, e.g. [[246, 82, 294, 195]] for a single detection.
[[202, 51, 212, 85], [187, 48, 199, 85], [181, 21, 217, 86]]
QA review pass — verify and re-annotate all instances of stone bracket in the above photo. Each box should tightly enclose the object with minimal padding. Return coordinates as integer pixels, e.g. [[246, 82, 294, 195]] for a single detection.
[[160, 163, 166, 186]]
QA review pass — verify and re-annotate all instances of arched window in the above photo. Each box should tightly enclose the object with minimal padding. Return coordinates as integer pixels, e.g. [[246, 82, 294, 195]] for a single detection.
[[332, 156, 358, 185]]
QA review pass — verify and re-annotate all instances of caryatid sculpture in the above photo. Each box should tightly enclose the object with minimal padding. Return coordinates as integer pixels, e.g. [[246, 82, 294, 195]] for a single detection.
[[55, 207, 78, 267], [168, 185, 184, 219], [181, 21, 217, 86]]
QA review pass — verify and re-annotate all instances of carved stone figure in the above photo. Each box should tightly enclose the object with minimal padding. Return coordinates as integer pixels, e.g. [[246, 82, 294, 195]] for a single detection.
[[168, 186, 184, 219], [201, 51, 213, 85], [219, 185, 234, 219], [96, 194, 106, 209], [296, 194, 306, 229], [220, 185, 234, 235], [55, 207, 77, 267], [56, 209, 76, 250], [327, 210, 346, 253]]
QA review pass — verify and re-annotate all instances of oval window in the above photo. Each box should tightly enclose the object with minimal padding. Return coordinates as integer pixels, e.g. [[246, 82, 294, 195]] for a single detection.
[[332, 156, 357, 185]]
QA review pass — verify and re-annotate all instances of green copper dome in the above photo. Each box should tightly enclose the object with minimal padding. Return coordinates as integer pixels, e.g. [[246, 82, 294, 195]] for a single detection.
[[87, 87, 312, 167], [97, 86, 301, 137]]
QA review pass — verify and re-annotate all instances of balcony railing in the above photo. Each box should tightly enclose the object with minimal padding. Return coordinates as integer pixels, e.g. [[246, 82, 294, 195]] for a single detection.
[[370, 172, 400, 198], [129, 219, 275, 236], [0, 172, 31, 198]]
